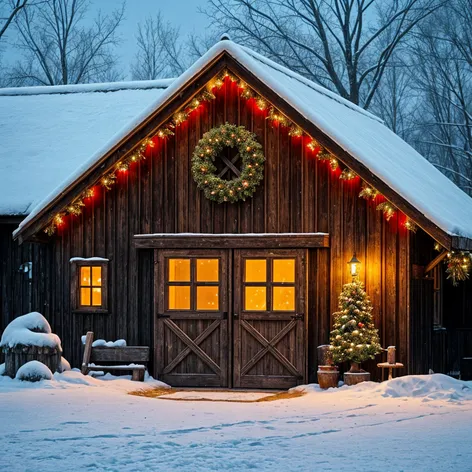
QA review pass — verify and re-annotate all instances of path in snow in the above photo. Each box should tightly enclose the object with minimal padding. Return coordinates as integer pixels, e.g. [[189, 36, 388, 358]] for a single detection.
[[0, 373, 471, 471]]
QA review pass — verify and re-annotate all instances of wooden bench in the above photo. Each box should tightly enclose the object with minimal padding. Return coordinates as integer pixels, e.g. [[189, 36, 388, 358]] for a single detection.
[[81, 332, 150, 381]]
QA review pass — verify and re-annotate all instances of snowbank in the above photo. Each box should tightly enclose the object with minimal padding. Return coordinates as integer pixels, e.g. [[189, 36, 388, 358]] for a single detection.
[[0, 312, 61, 349], [0, 368, 168, 393], [0, 363, 5, 376], [15, 361, 53, 382], [81, 335, 126, 347], [293, 374, 472, 402], [378, 374, 472, 401]]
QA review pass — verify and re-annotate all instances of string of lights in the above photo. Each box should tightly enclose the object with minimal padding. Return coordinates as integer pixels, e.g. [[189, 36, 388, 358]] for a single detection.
[[43, 68, 425, 240]]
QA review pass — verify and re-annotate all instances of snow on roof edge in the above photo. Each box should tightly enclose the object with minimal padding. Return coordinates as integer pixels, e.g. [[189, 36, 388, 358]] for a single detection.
[[238, 45, 384, 125], [12, 40, 472, 241], [0, 79, 175, 97]]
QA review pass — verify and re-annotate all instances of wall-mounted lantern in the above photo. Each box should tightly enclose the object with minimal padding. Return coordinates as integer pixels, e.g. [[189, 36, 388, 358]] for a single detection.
[[348, 253, 361, 279]]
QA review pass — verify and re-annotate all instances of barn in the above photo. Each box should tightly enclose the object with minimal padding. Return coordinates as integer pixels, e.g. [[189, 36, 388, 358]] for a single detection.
[[1, 39, 472, 389]]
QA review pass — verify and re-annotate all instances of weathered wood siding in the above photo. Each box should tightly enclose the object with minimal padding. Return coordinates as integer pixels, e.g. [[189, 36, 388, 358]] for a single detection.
[[0, 222, 53, 362], [1, 83, 411, 379]]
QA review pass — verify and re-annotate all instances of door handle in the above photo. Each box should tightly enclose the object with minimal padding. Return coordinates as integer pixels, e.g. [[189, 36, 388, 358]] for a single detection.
[[291, 313, 303, 321], [233, 313, 239, 318], [157, 313, 170, 318]]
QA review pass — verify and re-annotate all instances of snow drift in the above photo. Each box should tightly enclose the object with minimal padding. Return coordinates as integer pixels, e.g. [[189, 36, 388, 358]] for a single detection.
[[0, 312, 61, 349], [15, 361, 53, 382]]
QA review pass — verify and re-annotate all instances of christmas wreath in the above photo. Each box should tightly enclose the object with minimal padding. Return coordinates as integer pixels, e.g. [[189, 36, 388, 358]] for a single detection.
[[191, 123, 265, 203]]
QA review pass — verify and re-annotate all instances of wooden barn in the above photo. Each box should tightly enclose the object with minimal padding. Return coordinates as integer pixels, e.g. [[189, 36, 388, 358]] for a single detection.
[[1, 39, 472, 389]]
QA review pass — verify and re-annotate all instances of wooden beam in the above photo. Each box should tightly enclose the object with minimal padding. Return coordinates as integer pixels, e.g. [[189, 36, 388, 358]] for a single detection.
[[452, 236, 472, 251], [424, 250, 448, 274], [133, 233, 330, 249]]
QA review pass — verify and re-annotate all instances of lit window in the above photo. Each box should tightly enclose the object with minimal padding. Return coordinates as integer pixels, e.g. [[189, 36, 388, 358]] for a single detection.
[[243, 257, 296, 312], [71, 261, 108, 312], [166, 258, 220, 311]]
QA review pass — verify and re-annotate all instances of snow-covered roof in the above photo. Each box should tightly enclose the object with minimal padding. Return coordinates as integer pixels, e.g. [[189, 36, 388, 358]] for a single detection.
[[0, 79, 173, 216], [7, 40, 472, 243]]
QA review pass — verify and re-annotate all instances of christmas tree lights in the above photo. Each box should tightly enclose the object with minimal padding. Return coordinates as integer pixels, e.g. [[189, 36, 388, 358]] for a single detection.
[[330, 280, 382, 366]]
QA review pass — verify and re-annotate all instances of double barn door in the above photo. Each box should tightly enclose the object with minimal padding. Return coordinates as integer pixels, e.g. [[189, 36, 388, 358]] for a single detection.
[[155, 249, 306, 389]]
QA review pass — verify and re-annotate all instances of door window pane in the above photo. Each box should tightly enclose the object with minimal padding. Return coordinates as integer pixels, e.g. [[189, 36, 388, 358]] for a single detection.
[[92, 288, 102, 306], [196, 259, 219, 282], [196, 286, 219, 311], [168, 286, 191, 309], [273, 259, 295, 283], [245, 259, 266, 282], [273, 287, 295, 311], [245, 286, 267, 311], [80, 287, 91, 306], [81, 267, 91, 286], [168, 259, 191, 282]]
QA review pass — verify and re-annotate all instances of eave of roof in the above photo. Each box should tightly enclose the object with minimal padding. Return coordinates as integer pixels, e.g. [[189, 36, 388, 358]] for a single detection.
[[10, 40, 472, 250]]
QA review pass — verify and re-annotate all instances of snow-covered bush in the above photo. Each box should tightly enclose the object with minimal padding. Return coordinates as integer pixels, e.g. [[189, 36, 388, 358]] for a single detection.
[[0, 363, 5, 376], [15, 361, 53, 382], [0, 312, 61, 349]]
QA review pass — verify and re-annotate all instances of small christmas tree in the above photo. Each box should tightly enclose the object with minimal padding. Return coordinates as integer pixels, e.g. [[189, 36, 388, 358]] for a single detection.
[[330, 280, 382, 371]]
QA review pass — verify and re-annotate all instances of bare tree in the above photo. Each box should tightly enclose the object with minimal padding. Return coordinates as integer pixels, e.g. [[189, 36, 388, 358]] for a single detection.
[[0, 0, 31, 41], [7, 0, 124, 86], [409, 0, 472, 194], [131, 12, 186, 80], [203, 0, 445, 108]]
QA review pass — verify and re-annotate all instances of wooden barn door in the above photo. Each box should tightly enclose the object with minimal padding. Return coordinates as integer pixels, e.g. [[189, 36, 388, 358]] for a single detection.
[[233, 250, 307, 389], [155, 250, 229, 387]]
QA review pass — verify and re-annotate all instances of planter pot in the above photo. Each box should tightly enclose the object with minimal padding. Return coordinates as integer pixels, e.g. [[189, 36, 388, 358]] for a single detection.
[[2, 344, 62, 379], [344, 371, 370, 386], [317, 365, 339, 389]]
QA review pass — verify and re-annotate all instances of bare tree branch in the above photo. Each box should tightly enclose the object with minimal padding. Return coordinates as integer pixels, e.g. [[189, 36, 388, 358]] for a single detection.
[[6, 0, 124, 85]]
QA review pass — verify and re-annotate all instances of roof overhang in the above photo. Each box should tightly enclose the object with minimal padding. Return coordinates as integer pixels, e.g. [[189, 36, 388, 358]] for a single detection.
[[12, 45, 472, 250]]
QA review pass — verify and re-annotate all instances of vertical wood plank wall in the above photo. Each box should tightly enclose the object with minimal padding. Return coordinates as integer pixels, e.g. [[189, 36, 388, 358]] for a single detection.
[[0, 82, 411, 378]]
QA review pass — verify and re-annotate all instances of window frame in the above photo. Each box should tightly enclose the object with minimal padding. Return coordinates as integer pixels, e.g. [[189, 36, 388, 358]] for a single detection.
[[242, 256, 297, 313], [164, 256, 222, 312], [70, 260, 109, 314]]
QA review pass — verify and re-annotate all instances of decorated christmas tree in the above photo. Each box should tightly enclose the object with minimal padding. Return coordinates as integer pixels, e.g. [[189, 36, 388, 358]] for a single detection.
[[329, 280, 382, 371]]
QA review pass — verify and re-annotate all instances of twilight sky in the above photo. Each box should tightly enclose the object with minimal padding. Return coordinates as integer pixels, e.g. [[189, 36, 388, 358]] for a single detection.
[[2, 0, 212, 78]]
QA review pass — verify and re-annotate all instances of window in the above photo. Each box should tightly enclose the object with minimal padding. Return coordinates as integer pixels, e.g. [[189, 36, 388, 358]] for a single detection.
[[71, 259, 108, 313], [166, 257, 220, 311], [243, 258, 296, 312]]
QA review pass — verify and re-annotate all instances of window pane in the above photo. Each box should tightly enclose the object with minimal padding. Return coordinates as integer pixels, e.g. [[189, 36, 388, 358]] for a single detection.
[[245, 259, 266, 282], [168, 286, 191, 310], [196, 259, 219, 282], [92, 288, 102, 306], [168, 259, 191, 282], [80, 287, 91, 306], [196, 286, 219, 311], [92, 266, 102, 286], [245, 286, 267, 311], [81, 266, 91, 286], [273, 287, 295, 311], [273, 259, 295, 283]]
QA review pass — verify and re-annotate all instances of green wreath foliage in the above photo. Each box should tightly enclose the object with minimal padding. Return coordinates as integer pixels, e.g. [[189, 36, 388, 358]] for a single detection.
[[191, 123, 265, 203]]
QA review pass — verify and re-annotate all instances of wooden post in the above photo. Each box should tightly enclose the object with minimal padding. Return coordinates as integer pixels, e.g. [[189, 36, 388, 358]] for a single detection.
[[81, 331, 94, 375]]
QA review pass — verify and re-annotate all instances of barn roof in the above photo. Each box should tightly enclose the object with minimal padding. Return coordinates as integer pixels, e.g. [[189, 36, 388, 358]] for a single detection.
[[6, 40, 472, 247], [0, 79, 173, 216]]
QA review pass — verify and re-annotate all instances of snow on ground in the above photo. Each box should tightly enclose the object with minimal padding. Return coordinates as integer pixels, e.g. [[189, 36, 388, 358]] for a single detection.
[[0, 373, 471, 471]]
